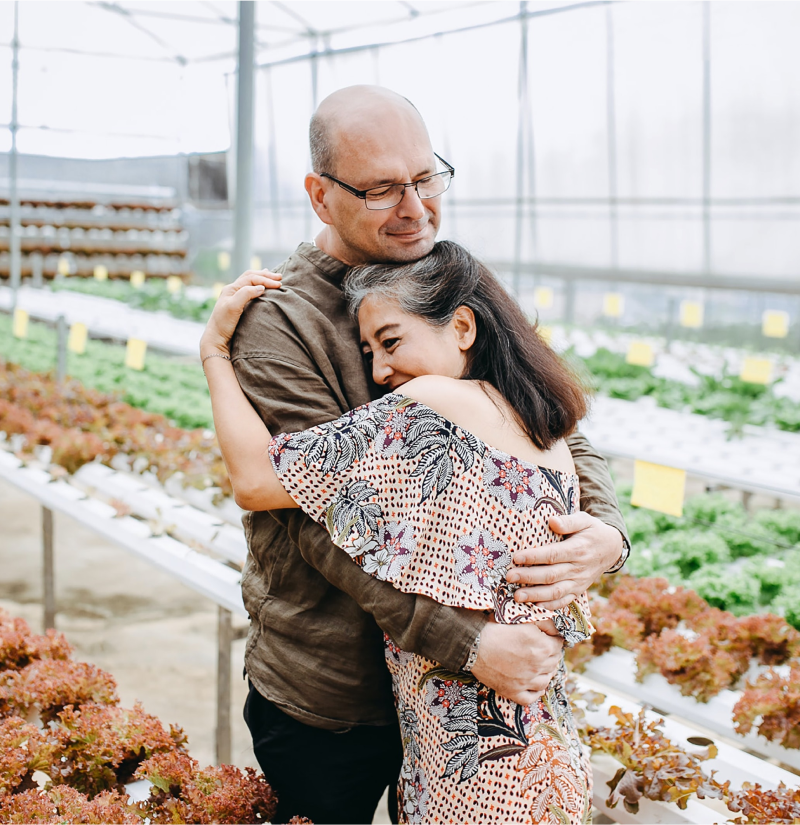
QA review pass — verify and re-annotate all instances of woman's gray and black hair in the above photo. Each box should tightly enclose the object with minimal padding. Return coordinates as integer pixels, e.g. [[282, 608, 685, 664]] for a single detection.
[[343, 241, 588, 450]]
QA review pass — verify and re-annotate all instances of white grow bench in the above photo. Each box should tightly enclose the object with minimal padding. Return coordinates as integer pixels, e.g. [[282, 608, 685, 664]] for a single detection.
[[0, 449, 247, 765], [578, 673, 798, 823], [584, 646, 800, 773], [0, 284, 202, 357], [581, 395, 800, 504]]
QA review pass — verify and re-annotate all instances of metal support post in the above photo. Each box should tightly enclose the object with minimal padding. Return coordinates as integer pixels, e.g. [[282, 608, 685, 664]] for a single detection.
[[232, 1, 256, 280], [304, 51, 320, 243], [266, 68, 281, 246], [564, 279, 576, 327], [664, 297, 677, 352], [606, 4, 619, 270], [512, 1, 530, 298], [56, 315, 67, 383], [216, 606, 233, 765], [9, 2, 21, 309], [797, 296, 800, 355], [42, 507, 56, 630], [702, 2, 712, 274], [31, 253, 43, 288]]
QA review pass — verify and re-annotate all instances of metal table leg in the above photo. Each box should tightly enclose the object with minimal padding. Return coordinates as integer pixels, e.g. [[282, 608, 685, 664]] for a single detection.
[[42, 506, 56, 630], [216, 606, 233, 765]]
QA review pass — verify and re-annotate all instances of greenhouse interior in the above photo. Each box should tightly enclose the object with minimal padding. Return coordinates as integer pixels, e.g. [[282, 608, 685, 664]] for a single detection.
[[1, 1, 799, 823]]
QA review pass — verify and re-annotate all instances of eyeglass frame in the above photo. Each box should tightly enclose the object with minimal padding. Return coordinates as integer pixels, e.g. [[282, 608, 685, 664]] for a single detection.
[[320, 153, 455, 210]]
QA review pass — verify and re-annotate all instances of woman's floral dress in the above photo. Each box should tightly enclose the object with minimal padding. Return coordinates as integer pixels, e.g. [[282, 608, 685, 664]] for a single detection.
[[269, 393, 594, 825]]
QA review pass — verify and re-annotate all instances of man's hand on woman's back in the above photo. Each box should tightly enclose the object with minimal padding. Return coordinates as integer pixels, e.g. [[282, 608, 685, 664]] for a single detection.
[[505, 512, 624, 610], [470, 620, 564, 706]]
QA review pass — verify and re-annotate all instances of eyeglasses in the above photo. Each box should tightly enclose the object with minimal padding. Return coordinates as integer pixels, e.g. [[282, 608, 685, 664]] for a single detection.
[[321, 153, 455, 211]]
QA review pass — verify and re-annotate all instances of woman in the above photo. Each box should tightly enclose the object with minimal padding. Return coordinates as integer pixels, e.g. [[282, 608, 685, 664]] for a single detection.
[[201, 241, 594, 825]]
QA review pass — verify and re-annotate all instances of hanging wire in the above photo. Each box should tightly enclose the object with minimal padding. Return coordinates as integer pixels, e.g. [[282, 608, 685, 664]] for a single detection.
[[399, 2, 420, 18], [255, 1, 613, 70], [16, 44, 189, 64], [91, 2, 189, 65], [87, 0, 241, 31], [201, 0, 236, 26], [271, 1, 319, 37], [100, 4, 237, 27], [265, 0, 493, 43], [7, 124, 182, 141]]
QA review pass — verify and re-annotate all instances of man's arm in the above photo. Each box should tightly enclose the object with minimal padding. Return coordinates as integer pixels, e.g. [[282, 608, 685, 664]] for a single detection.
[[506, 429, 630, 609]]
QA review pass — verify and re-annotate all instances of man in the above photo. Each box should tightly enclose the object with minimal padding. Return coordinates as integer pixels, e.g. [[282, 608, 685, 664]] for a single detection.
[[231, 86, 628, 824]]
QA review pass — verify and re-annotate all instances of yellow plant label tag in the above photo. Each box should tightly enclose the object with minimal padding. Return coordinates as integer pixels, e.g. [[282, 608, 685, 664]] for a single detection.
[[680, 300, 703, 328], [93, 265, 108, 281], [213, 282, 225, 300], [538, 325, 553, 344], [12, 309, 29, 339], [626, 341, 654, 367], [217, 251, 231, 271], [125, 338, 147, 371], [166, 276, 182, 294], [130, 270, 146, 289], [762, 310, 789, 339], [631, 460, 686, 517], [251, 255, 262, 270], [740, 357, 772, 384], [57, 257, 70, 276], [534, 287, 553, 309], [68, 322, 88, 354], [603, 293, 624, 318]]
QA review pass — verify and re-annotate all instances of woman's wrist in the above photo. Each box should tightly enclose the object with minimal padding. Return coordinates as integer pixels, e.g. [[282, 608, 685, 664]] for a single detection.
[[199, 332, 231, 361]]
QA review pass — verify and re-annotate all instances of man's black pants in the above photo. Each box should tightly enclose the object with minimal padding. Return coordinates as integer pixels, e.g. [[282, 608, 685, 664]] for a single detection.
[[244, 682, 403, 825]]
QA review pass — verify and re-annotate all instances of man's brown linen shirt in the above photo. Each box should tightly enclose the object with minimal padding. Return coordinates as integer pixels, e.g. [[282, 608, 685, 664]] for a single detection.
[[231, 242, 628, 731]]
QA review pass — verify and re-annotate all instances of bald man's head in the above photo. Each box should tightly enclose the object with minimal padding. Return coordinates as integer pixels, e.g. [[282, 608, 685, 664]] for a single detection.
[[309, 86, 423, 175], [305, 85, 443, 265]]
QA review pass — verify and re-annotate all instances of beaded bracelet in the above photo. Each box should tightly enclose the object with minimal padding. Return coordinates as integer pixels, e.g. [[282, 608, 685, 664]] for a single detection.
[[201, 353, 231, 369]]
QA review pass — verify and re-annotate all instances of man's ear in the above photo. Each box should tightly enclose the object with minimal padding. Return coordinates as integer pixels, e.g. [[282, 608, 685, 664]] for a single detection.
[[452, 305, 477, 352], [305, 173, 334, 226]]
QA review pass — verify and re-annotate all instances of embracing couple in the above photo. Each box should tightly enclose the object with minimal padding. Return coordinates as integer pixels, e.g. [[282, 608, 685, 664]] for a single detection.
[[200, 86, 629, 825]]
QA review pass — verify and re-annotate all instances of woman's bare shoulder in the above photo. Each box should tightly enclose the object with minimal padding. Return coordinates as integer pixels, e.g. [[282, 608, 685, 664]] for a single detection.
[[397, 375, 483, 418], [398, 376, 575, 474]]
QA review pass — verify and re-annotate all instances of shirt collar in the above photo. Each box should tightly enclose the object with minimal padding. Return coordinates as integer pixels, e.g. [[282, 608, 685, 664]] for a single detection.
[[294, 241, 349, 285]]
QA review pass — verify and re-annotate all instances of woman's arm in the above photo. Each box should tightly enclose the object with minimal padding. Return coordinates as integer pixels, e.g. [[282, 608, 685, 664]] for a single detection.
[[200, 270, 297, 512]]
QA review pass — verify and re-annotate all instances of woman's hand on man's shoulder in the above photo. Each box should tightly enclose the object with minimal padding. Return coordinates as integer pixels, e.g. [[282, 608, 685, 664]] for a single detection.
[[200, 269, 283, 356]]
